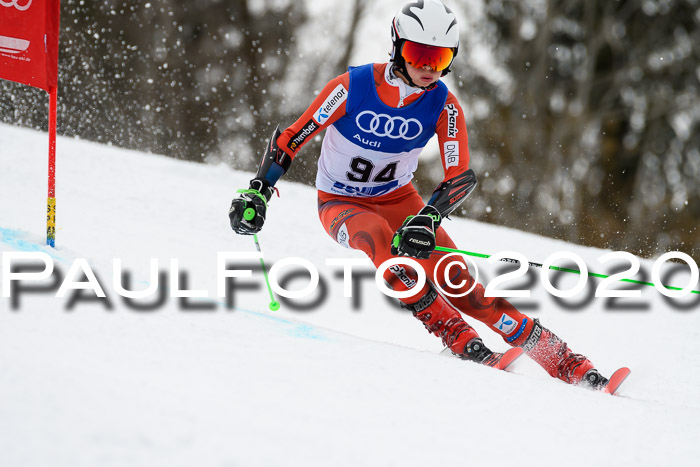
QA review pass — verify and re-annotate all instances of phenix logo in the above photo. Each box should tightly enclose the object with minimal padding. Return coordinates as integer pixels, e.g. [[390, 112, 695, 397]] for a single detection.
[[445, 104, 459, 138], [389, 264, 416, 289]]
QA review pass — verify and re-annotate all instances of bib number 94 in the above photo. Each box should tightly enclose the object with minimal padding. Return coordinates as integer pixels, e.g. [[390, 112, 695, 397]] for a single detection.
[[346, 157, 397, 183]]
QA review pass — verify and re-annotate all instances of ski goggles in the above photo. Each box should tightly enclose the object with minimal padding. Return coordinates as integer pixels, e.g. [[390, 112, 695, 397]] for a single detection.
[[400, 41, 455, 72]]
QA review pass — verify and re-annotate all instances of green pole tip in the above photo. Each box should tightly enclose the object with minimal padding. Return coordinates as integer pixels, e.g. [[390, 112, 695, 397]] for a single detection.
[[244, 207, 256, 221], [269, 301, 280, 311]]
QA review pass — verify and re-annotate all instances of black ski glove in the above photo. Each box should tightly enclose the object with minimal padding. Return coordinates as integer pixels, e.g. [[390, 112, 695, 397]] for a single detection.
[[391, 205, 442, 259], [229, 178, 275, 235]]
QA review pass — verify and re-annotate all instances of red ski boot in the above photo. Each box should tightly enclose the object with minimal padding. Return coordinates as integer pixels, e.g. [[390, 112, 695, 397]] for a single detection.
[[404, 285, 523, 369], [403, 285, 479, 356], [516, 319, 606, 386]]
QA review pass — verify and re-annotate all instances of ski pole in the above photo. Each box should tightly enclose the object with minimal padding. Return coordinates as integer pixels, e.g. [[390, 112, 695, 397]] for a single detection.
[[244, 208, 280, 311], [434, 245, 700, 295]]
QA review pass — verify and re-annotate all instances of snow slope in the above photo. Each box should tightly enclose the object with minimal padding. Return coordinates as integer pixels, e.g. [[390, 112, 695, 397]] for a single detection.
[[1, 123, 699, 467]]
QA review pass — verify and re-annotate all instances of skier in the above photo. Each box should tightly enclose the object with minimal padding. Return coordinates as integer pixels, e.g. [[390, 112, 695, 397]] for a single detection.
[[229, 0, 609, 388]]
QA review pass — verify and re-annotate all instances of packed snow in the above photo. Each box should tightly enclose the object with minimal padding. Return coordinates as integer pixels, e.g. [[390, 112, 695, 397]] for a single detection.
[[1, 123, 699, 466]]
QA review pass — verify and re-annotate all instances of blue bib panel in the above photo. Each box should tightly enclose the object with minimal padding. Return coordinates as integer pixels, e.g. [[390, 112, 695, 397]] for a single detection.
[[332, 64, 448, 153]]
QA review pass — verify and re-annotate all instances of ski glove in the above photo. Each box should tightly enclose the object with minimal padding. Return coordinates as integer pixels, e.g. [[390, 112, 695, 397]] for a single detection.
[[391, 205, 442, 259], [229, 178, 275, 235]]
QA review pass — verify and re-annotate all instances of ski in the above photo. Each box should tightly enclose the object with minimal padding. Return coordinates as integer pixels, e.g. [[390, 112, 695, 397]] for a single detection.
[[602, 367, 631, 396], [443, 345, 628, 393], [577, 367, 631, 395], [441, 346, 524, 371], [452, 346, 524, 371], [485, 347, 524, 371]]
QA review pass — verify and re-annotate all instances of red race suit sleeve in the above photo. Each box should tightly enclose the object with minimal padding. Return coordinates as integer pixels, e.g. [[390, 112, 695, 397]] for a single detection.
[[436, 91, 471, 181], [276, 73, 350, 158]]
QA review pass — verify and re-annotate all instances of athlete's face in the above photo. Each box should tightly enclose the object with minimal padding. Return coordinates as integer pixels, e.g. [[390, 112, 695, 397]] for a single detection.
[[405, 63, 441, 87]]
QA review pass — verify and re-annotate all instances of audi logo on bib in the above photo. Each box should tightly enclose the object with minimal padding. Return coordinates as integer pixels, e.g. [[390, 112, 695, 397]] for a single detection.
[[356, 111, 423, 140], [0, 0, 32, 11]]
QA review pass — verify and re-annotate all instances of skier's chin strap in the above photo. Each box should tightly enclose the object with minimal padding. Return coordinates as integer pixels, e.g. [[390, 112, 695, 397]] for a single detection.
[[390, 63, 437, 91]]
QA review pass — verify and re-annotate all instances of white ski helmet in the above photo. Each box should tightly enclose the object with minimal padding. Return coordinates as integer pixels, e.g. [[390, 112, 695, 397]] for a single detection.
[[391, 0, 459, 80]]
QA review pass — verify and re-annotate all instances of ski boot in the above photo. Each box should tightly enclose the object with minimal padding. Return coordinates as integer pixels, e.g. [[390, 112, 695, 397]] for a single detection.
[[404, 285, 523, 370], [516, 319, 603, 385], [561, 352, 609, 388], [403, 284, 479, 356]]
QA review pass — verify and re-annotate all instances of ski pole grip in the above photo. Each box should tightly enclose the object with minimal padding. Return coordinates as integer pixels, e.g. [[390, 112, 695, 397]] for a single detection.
[[244, 207, 256, 221]]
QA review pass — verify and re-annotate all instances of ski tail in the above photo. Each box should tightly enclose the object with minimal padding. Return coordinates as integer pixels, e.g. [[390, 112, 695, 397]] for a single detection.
[[476, 347, 524, 371], [495, 347, 524, 371], [603, 367, 631, 395], [442, 346, 523, 371]]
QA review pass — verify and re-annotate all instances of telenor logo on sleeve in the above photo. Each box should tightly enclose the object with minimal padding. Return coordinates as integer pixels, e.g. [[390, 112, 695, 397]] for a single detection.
[[313, 84, 348, 125]]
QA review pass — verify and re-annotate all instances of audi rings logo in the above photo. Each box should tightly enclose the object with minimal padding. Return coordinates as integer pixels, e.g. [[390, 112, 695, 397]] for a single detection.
[[356, 111, 423, 140], [0, 0, 32, 11]]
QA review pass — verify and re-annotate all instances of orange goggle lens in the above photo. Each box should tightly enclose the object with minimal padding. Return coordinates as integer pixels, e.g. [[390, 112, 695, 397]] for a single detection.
[[401, 41, 454, 72]]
